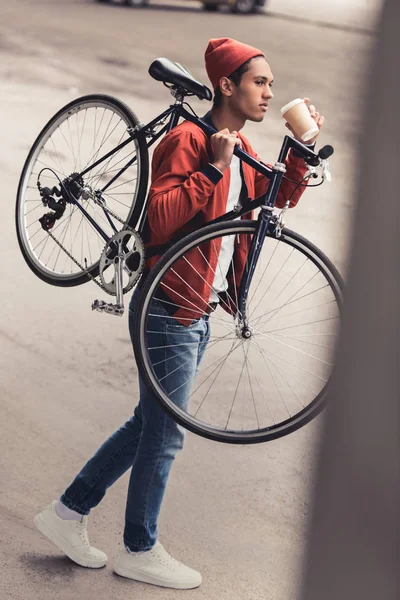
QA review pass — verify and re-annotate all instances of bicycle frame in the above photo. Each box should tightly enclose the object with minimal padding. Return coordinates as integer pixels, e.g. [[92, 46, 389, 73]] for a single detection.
[[66, 97, 321, 320]]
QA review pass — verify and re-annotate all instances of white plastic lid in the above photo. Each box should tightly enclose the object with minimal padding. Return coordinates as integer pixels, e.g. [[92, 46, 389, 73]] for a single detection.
[[280, 98, 304, 115]]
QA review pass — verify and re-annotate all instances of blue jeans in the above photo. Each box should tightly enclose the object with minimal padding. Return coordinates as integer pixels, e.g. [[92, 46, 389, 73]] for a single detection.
[[60, 287, 210, 551]]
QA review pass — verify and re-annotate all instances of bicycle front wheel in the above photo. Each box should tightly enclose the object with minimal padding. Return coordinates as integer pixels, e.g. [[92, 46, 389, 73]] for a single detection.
[[16, 94, 149, 287], [133, 220, 343, 444]]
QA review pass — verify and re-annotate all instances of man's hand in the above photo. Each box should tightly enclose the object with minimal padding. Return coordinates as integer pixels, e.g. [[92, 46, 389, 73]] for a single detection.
[[210, 128, 241, 173], [285, 98, 325, 145]]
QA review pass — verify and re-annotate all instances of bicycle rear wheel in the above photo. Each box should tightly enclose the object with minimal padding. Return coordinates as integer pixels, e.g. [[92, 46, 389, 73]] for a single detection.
[[16, 94, 148, 287], [133, 220, 343, 444]]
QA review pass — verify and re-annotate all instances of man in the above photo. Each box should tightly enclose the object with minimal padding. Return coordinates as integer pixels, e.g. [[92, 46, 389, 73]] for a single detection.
[[34, 38, 324, 590]]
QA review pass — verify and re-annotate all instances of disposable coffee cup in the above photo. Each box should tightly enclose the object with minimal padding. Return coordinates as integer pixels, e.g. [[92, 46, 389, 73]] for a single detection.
[[280, 98, 319, 142]]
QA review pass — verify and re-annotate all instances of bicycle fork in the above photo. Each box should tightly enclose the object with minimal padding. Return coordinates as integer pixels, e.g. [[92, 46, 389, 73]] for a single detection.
[[236, 163, 285, 336], [236, 208, 275, 336]]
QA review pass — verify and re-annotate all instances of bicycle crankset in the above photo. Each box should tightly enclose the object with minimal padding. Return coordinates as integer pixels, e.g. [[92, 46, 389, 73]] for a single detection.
[[93, 228, 145, 316]]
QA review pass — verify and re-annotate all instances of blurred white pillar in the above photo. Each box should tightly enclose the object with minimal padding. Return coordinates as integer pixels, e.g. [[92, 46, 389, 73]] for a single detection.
[[298, 1, 400, 599]]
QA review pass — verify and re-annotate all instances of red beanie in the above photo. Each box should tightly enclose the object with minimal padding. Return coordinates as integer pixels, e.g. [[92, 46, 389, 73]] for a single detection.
[[205, 38, 265, 90]]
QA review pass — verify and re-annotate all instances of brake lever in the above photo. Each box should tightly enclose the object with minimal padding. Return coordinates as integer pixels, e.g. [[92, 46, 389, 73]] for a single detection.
[[321, 158, 332, 182]]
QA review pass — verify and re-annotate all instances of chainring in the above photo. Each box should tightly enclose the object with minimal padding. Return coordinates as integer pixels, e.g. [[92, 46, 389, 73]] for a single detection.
[[99, 228, 145, 295]]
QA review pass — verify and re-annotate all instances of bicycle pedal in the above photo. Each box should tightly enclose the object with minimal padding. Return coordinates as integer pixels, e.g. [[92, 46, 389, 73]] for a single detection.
[[92, 299, 124, 317]]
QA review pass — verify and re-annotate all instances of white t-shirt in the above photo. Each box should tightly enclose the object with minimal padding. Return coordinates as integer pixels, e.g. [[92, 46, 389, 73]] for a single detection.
[[210, 155, 242, 303]]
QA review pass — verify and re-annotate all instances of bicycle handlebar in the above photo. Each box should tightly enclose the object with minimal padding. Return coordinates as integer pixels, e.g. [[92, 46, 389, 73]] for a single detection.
[[283, 137, 334, 166], [193, 115, 334, 176]]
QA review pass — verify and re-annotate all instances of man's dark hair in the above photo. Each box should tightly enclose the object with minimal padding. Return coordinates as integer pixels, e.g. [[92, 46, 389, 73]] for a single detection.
[[212, 57, 256, 108]]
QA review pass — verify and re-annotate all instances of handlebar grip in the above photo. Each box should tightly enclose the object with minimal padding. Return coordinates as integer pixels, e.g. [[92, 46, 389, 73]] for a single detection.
[[304, 144, 334, 167], [318, 145, 334, 160]]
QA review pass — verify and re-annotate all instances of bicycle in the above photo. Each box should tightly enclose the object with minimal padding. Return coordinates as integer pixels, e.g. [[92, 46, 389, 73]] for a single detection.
[[15, 57, 343, 444]]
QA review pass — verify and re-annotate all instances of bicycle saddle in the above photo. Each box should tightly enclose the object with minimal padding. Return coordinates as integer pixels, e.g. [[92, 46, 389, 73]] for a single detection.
[[149, 58, 212, 101]]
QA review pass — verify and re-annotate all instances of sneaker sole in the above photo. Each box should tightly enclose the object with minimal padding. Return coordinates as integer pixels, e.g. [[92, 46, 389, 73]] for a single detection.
[[113, 564, 201, 589], [33, 513, 107, 569]]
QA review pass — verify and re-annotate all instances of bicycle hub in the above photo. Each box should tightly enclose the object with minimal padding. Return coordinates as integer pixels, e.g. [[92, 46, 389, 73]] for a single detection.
[[241, 327, 253, 340]]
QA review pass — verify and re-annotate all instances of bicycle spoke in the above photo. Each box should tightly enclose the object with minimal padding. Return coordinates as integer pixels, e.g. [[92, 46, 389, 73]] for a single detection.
[[75, 110, 82, 169], [251, 282, 332, 328], [246, 353, 276, 425], [253, 328, 333, 367], [256, 299, 337, 329], [225, 350, 250, 430], [252, 339, 292, 418], [155, 332, 238, 401], [67, 118, 78, 172], [85, 148, 137, 183], [241, 343, 259, 430], [47, 212, 72, 270], [57, 120, 76, 160], [253, 256, 308, 322], [253, 338, 319, 397], [24, 203, 43, 218], [254, 339, 328, 384], [160, 278, 233, 331], [49, 136, 66, 176], [150, 331, 234, 369], [182, 248, 237, 318], [209, 238, 239, 313], [192, 339, 241, 418], [37, 230, 52, 262], [248, 246, 294, 320], [255, 271, 322, 329], [32, 203, 81, 249], [88, 129, 126, 188], [156, 338, 239, 398], [85, 109, 115, 169], [265, 315, 339, 335], [270, 331, 336, 350], [34, 158, 67, 180], [106, 177, 138, 192], [78, 108, 88, 164], [100, 191, 131, 211]]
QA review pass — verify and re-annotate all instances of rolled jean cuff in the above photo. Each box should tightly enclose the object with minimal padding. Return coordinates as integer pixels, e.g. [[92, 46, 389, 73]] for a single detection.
[[60, 492, 90, 516], [124, 520, 157, 552], [123, 538, 155, 553]]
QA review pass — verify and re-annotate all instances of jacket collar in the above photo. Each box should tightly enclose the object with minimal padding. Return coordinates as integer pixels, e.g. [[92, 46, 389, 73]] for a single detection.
[[201, 110, 247, 144], [201, 110, 215, 127]]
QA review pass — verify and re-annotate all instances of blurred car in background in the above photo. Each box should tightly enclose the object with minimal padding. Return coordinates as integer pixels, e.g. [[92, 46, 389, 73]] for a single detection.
[[202, 0, 265, 13], [97, 0, 266, 15]]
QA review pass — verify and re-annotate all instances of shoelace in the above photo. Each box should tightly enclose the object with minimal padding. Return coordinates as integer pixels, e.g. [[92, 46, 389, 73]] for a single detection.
[[75, 522, 91, 549], [151, 545, 184, 570]]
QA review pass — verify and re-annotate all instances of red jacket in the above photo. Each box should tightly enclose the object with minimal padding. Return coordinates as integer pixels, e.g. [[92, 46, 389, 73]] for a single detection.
[[143, 117, 309, 324]]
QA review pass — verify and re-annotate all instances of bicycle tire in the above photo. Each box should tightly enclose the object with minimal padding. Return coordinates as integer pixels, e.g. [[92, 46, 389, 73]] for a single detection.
[[16, 94, 149, 287], [133, 220, 344, 444]]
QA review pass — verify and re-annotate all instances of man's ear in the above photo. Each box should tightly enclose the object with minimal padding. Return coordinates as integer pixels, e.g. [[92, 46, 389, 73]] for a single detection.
[[219, 77, 233, 98]]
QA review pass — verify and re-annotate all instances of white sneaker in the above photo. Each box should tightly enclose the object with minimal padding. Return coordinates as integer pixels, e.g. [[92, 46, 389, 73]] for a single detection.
[[113, 541, 202, 589], [34, 500, 107, 568]]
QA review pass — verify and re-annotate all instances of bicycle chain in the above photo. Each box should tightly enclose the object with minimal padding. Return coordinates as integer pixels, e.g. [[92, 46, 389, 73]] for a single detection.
[[93, 200, 126, 227], [46, 229, 110, 292], [45, 198, 137, 296]]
